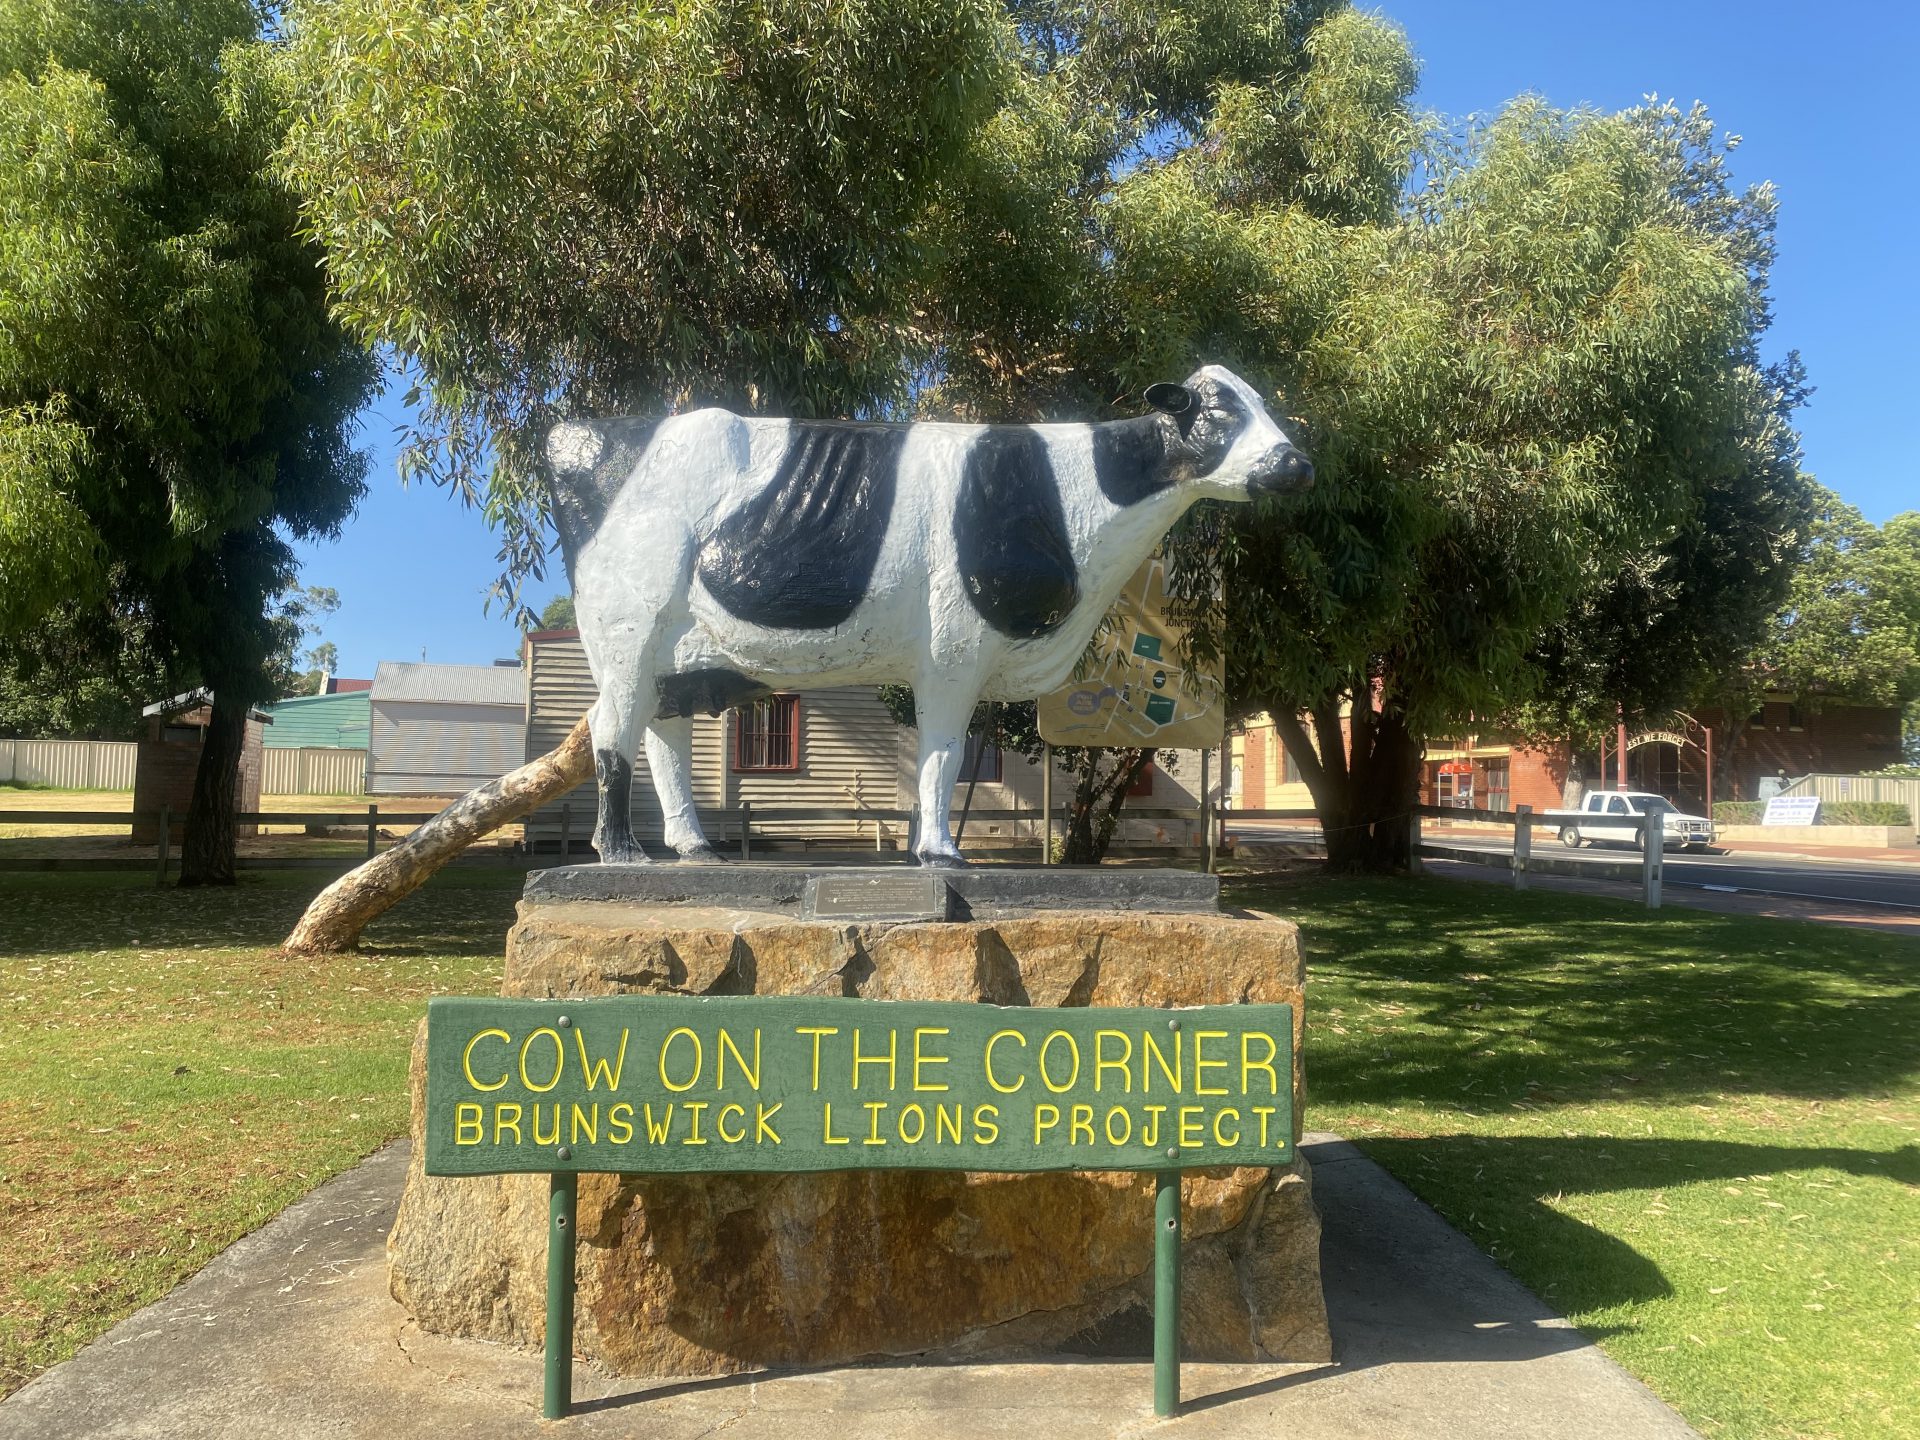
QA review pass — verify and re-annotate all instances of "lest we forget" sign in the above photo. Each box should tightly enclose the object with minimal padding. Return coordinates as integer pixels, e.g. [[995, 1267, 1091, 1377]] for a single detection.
[[423, 996, 1294, 1176]]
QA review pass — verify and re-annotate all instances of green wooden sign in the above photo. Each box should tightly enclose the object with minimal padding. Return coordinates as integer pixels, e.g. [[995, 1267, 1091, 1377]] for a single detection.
[[424, 996, 1294, 1177]]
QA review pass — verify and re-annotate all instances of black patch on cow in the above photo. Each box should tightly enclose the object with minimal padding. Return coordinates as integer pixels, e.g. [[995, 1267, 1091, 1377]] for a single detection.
[[1091, 415, 1174, 506], [697, 422, 905, 630], [1175, 379, 1251, 478], [548, 417, 663, 581], [953, 428, 1080, 639], [593, 747, 638, 862], [655, 668, 772, 720]]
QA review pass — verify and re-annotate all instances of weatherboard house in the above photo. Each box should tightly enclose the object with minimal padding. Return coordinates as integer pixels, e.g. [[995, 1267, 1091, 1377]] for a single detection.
[[367, 661, 528, 797]]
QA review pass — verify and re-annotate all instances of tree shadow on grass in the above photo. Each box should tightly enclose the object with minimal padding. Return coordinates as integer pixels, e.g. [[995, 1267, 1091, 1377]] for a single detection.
[[0, 868, 522, 959], [1228, 874, 1920, 1107]]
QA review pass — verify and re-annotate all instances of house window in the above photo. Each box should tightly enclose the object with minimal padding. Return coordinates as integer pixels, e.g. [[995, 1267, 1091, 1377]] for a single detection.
[[962, 732, 1003, 784], [1127, 757, 1157, 797], [733, 696, 801, 772], [1484, 760, 1510, 812]]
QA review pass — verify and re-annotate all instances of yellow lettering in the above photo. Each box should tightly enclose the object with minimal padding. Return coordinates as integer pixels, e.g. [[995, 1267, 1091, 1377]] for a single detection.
[[1069, 1103, 1094, 1145], [985, 1030, 1027, 1093], [935, 1103, 963, 1144], [1177, 1105, 1205, 1150], [659, 1028, 702, 1092], [462, 1029, 510, 1091], [755, 1102, 783, 1143], [797, 1026, 838, 1091], [898, 1103, 926, 1144], [570, 1102, 598, 1145], [1104, 1105, 1132, 1145], [718, 1028, 761, 1091], [493, 1102, 522, 1144], [1093, 1030, 1132, 1093], [972, 1103, 1000, 1144], [1142, 1104, 1166, 1148], [455, 1102, 483, 1145], [1039, 1031, 1081, 1094], [863, 1100, 889, 1145], [643, 1103, 673, 1143], [682, 1100, 709, 1144], [822, 1102, 850, 1145], [574, 1028, 629, 1090], [1141, 1030, 1182, 1093], [717, 1103, 747, 1143], [1213, 1108, 1240, 1148], [1193, 1031, 1229, 1096], [912, 1028, 951, 1092], [533, 1103, 560, 1146], [519, 1028, 564, 1092], [609, 1103, 634, 1144], [1253, 1106, 1276, 1148], [852, 1028, 898, 1090], [1241, 1033, 1280, 1097], [1034, 1103, 1061, 1144]]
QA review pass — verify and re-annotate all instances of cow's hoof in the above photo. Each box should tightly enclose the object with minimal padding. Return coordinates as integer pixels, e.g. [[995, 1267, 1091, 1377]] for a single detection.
[[917, 853, 969, 870], [675, 845, 726, 865]]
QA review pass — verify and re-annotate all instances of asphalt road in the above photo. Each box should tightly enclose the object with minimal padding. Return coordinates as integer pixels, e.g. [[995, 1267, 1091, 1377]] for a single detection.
[[1228, 823, 1920, 911]]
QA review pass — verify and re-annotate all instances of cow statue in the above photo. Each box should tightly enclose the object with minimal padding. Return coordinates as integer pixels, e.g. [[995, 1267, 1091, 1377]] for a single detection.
[[545, 364, 1311, 867]]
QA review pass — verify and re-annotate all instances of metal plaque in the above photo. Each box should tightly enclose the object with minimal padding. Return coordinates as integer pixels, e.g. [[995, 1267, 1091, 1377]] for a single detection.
[[804, 871, 951, 922], [424, 995, 1294, 1177]]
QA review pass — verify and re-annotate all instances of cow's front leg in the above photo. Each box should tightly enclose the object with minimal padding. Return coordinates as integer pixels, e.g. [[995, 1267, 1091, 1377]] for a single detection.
[[645, 716, 721, 862], [912, 683, 976, 868], [587, 677, 647, 865]]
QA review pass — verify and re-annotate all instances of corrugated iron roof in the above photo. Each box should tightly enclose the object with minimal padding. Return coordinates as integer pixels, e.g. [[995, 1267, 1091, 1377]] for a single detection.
[[371, 661, 525, 708]]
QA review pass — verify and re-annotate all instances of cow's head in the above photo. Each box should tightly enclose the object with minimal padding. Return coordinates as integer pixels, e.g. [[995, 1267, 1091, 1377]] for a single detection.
[[1143, 365, 1312, 499]]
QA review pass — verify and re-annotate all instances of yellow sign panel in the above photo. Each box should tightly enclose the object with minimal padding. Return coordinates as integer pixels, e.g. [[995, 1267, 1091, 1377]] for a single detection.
[[1038, 555, 1224, 749]]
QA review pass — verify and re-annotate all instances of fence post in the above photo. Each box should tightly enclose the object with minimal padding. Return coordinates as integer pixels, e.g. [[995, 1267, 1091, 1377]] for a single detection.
[[739, 800, 752, 863], [1407, 809, 1423, 875], [1200, 748, 1214, 875], [1643, 814, 1663, 910], [559, 803, 571, 865], [1041, 743, 1054, 866], [1512, 804, 1531, 891], [366, 804, 379, 860], [154, 805, 170, 888]]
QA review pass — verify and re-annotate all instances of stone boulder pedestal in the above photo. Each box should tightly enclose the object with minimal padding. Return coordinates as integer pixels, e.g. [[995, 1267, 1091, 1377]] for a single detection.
[[388, 876, 1329, 1374]]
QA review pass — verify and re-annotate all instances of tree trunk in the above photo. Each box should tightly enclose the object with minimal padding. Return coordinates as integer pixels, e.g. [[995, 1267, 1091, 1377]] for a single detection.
[[178, 695, 247, 886], [1061, 748, 1154, 864], [282, 716, 594, 955], [1273, 698, 1422, 875]]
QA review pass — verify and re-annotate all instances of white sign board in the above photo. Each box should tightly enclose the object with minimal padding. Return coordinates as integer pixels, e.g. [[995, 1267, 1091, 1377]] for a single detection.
[[1762, 795, 1821, 827]]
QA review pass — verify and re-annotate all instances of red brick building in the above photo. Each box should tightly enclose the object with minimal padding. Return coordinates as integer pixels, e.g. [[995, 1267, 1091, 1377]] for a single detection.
[[131, 692, 270, 844]]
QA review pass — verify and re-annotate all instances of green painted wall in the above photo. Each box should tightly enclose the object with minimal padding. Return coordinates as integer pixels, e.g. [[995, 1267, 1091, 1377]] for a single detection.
[[262, 691, 370, 749]]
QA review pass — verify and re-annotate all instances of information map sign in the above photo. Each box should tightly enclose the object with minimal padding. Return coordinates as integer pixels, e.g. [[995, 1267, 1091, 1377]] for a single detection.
[[1037, 554, 1225, 749], [424, 995, 1294, 1177]]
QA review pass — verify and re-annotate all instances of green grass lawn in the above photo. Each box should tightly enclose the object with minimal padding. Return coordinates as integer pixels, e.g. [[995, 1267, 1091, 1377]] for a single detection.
[[1223, 872, 1919, 1440], [0, 869, 524, 1396], [1, 866, 1914, 1440]]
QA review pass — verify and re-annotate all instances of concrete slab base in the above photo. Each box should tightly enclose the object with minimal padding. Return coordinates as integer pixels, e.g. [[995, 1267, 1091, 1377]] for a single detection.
[[0, 1135, 1697, 1440]]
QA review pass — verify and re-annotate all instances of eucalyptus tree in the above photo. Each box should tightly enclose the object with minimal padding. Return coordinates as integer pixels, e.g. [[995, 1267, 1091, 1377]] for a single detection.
[[275, 0, 1802, 904], [0, 0, 376, 881]]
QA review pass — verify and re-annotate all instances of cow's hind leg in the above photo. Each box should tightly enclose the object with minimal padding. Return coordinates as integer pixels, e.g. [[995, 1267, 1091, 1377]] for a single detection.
[[912, 678, 977, 868], [587, 672, 649, 864], [645, 716, 721, 862]]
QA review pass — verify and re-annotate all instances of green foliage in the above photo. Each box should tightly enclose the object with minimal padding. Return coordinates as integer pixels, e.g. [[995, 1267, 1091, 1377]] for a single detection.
[[1741, 489, 1920, 715], [0, 580, 170, 739], [532, 594, 576, 632], [1712, 799, 1910, 826]]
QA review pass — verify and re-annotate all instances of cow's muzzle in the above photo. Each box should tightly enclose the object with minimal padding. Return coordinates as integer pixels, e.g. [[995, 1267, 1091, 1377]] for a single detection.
[[1249, 445, 1313, 494]]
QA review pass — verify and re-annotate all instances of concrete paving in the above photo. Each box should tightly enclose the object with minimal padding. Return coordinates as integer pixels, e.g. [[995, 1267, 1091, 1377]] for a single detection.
[[0, 1136, 1697, 1440]]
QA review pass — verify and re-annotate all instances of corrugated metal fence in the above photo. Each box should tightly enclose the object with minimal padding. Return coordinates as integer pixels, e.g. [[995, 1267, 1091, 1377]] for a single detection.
[[1781, 773, 1920, 838], [0, 739, 137, 789], [1, 739, 365, 795], [261, 747, 366, 796]]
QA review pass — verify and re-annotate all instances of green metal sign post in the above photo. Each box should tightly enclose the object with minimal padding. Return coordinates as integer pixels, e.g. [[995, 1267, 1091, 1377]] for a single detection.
[[424, 995, 1293, 1421]]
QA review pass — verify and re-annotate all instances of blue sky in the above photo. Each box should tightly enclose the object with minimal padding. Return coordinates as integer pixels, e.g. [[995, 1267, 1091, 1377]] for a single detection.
[[292, 0, 1918, 680]]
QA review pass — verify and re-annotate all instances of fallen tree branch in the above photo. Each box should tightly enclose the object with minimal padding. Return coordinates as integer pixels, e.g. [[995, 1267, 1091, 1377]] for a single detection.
[[281, 716, 593, 955]]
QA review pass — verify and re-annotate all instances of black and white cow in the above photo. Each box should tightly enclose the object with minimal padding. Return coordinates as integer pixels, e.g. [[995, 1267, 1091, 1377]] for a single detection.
[[545, 364, 1311, 867]]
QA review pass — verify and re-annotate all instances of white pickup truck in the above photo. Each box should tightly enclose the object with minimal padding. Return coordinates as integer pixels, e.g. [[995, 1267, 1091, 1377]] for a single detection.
[[1547, 790, 1717, 852]]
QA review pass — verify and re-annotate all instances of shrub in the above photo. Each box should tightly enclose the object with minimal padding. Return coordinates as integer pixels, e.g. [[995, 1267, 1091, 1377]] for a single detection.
[[1712, 800, 1910, 826]]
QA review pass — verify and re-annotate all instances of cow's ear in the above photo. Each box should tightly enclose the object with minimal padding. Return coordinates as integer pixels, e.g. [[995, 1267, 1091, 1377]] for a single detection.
[[1144, 383, 1192, 416]]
